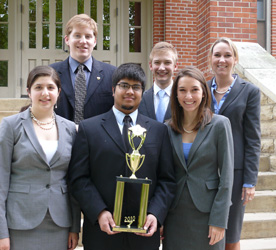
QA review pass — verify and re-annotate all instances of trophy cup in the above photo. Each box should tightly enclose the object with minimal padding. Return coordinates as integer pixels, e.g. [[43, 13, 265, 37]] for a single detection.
[[112, 125, 152, 233]]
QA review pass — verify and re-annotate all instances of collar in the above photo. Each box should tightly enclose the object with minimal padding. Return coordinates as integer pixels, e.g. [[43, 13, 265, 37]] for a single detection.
[[211, 75, 237, 89], [69, 56, 93, 73], [112, 106, 138, 126], [153, 81, 173, 97]]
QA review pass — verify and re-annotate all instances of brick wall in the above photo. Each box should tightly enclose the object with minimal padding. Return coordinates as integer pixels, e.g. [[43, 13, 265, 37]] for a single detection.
[[272, 0, 276, 58], [152, 0, 258, 80]]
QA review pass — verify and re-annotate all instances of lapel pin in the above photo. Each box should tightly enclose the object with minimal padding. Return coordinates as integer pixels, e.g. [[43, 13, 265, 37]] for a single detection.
[[97, 77, 101, 80]]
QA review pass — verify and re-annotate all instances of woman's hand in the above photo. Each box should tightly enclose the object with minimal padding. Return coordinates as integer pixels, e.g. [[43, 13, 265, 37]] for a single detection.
[[0, 238, 10, 250], [68, 232, 79, 250], [242, 186, 255, 205], [208, 226, 225, 245]]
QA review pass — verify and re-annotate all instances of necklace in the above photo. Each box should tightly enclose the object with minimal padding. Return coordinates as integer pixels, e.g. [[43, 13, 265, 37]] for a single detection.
[[214, 88, 229, 94], [183, 127, 194, 134], [30, 108, 56, 130]]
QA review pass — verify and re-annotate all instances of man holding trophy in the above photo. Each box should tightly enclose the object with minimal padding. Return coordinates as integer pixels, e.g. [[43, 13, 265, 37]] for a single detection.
[[68, 63, 176, 250]]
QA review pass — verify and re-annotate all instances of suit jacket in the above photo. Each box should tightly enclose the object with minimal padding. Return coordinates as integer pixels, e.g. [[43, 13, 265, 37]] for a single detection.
[[50, 57, 116, 121], [139, 86, 171, 122], [68, 109, 176, 250], [208, 75, 261, 185], [0, 109, 80, 239], [167, 114, 234, 228]]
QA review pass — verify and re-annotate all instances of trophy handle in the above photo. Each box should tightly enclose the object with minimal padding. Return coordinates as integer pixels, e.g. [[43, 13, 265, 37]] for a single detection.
[[126, 153, 131, 171], [136, 132, 147, 151], [135, 155, 145, 174]]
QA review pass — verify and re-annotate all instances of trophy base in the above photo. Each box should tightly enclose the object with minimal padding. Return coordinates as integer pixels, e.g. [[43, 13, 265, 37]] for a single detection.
[[112, 226, 147, 234]]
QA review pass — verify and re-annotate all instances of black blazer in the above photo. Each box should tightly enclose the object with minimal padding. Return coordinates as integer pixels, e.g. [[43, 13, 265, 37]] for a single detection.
[[50, 57, 116, 121], [68, 110, 176, 250], [208, 75, 261, 185], [139, 86, 171, 122]]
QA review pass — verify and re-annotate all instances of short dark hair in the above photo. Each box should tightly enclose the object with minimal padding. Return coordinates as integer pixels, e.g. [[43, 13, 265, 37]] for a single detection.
[[169, 66, 213, 133], [112, 63, 146, 91]]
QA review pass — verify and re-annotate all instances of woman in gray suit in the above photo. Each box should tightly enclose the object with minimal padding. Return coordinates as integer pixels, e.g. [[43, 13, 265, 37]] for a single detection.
[[0, 66, 80, 250], [208, 38, 261, 250], [163, 66, 234, 249]]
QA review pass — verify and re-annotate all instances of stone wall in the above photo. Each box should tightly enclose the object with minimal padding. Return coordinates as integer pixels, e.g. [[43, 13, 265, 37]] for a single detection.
[[260, 92, 276, 172]]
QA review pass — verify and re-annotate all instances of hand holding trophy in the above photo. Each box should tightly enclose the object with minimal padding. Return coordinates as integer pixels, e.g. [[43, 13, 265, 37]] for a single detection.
[[113, 125, 152, 233]]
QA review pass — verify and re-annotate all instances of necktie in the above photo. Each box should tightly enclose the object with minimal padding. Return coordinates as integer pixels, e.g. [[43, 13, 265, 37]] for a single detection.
[[156, 90, 166, 123], [74, 64, 86, 124], [122, 115, 132, 152]]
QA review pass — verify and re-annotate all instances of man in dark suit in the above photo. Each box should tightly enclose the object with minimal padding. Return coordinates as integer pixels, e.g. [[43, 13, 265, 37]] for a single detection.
[[139, 42, 178, 123], [50, 14, 116, 124], [68, 63, 176, 250]]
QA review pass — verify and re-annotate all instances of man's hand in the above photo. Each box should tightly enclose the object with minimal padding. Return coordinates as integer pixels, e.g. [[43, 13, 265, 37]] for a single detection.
[[135, 214, 157, 237], [98, 210, 119, 235]]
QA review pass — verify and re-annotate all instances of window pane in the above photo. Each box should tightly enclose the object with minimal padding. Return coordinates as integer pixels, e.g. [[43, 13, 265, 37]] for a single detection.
[[0, 61, 8, 87], [90, 0, 97, 21], [129, 2, 141, 26], [43, 23, 49, 49], [257, 0, 264, 20], [56, 0, 62, 22], [56, 24, 62, 49], [29, 23, 36, 48], [0, 0, 8, 22], [42, 0, 49, 22], [103, 0, 110, 24], [0, 24, 8, 49], [129, 27, 141, 52], [78, 0, 84, 14], [103, 25, 110, 50], [29, 0, 36, 22]]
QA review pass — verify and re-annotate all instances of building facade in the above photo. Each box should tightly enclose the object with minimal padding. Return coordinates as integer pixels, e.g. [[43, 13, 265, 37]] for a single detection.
[[0, 0, 272, 98]]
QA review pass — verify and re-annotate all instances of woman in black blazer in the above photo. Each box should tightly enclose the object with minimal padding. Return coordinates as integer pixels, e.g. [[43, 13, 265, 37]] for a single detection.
[[208, 37, 261, 250]]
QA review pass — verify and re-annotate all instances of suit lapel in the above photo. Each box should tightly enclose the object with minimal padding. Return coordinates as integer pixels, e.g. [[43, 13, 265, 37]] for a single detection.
[[187, 122, 213, 166], [164, 100, 171, 122], [49, 116, 66, 166], [144, 88, 156, 119], [101, 110, 126, 153], [85, 58, 103, 105], [21, 110, 48, 165], [169, 127, 187, 170], [219, 76, 245, 114], [57, 58, 75, 108]]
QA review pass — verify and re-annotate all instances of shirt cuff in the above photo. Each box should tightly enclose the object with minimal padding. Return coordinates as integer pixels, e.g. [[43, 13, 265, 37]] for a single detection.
[[243, 183, 255, 188]]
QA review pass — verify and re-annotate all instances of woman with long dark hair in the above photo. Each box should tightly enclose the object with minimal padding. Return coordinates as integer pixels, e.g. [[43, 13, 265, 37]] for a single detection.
[[163, 66, 234, 249]]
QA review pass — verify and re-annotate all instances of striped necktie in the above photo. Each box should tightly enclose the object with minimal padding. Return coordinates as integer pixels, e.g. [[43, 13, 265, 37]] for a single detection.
[[74, 64, 86, 124]]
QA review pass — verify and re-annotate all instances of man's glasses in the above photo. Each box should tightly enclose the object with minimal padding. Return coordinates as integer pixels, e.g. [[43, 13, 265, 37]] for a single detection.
[[117, 82, 143, 92]]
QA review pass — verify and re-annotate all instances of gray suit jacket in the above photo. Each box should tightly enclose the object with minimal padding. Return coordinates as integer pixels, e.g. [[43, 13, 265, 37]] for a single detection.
[[168, 114, 234, 228], [0, 109, 80, 239], [208, 75, 261, 185], [139, 86, 171, 122]]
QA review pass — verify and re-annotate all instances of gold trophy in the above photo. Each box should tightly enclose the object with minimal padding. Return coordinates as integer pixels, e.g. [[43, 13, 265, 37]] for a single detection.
[[112, 125, 152, 233]]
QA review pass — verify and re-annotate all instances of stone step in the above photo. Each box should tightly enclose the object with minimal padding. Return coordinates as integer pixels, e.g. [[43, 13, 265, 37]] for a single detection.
[[259, 155, 271, 172], [245, 190, 276, 213], [0, 98, 30, 111], [241, 213, 276, 239], [0, 111, 18, 122], [240, 238, 276, 250], [256, 172, 276, 191]]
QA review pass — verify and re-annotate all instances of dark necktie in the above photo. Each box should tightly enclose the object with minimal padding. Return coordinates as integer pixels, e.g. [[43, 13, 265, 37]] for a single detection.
[[122, 115, 132, 152], [74, 64, 86, 124]]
